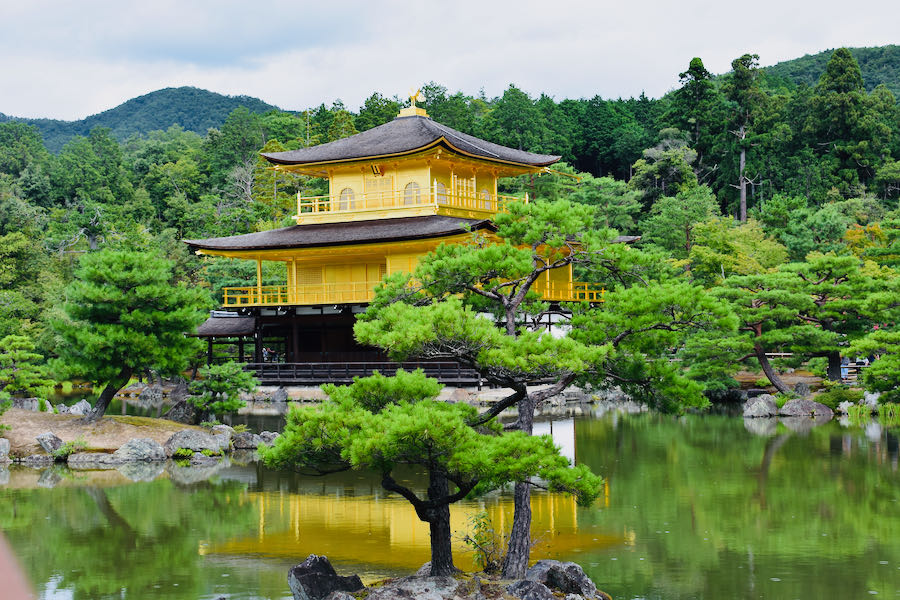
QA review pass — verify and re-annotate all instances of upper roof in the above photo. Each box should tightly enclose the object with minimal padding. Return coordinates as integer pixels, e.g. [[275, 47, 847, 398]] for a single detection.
[[262, 115, 561, 168], [185, 215, 494, 252], [193, 316, 256, 337]]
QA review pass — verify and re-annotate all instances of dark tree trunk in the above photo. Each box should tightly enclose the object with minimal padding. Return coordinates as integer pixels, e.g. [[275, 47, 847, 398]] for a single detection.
[[754, 344, 790, 395], [83, 367, 132, 423], [502, 395, 536, 579], [826, 350, 843, 382], [426, 471, 456, 576]]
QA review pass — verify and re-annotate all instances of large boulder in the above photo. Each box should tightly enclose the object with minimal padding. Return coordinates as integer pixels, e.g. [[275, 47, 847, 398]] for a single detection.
[[0, 438, 10, 464], [113, 438, 166, 462], [778, 398, 834, 418], [163, 430, 221, 457], [365, 576, 470, 600], [233, 431, 264, 449], [12, 398, 40, 412], [743, 395, 777, 418], [259, 431, 279, 445], [271, 386, 289, 403], [163, 400, 198, 424], [211, 425, 234, 452], [526, 560, 608, 600], [288, 555, 364, 600], [36, 432, 63, 454], [506, 580, 555, 600], [66, 399, 92, 416], [793, 382, 811, 398]]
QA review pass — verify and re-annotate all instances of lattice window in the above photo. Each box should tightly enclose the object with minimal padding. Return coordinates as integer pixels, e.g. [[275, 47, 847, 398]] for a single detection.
[[480, 188, 492, 210], [403, 182, 421, 206], [296, 266, 323, 285], [435, 182, 448, 204], [338, 187, 356, 210]]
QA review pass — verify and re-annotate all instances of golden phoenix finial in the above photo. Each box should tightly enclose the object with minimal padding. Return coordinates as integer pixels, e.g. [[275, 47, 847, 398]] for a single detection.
[[409, 88, 425, 108]]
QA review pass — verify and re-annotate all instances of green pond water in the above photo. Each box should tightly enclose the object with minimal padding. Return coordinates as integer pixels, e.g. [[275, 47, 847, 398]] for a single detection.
[[1, 409, 899, 600]]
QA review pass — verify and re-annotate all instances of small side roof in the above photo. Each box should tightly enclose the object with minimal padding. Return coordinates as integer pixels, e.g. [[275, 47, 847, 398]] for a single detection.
[[185, 215, 494, 252], [193, 316, 256, 337], [262, 115, 560, 168]]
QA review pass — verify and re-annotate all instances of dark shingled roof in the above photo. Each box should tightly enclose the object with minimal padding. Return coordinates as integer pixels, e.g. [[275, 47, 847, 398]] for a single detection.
[[193, 316, 256, 337], [185, 215, 494, 252], [262, 115, 560, 167]]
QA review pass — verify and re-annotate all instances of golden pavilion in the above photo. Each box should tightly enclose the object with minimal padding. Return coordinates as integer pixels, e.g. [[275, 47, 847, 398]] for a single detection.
[[185, 98, 604, 382]]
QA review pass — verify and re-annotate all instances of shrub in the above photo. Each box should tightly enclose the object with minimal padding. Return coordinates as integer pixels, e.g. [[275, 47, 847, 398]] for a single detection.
[[815, 386, 864, 409], [200, 448, 222, 457], [188, 362, 258, 422], [0, 392, 10, 434], [462, 511, 508, 574], [173, 448, 194, 459], [232, 424, 250, 434], [52, 437, 88, 460]]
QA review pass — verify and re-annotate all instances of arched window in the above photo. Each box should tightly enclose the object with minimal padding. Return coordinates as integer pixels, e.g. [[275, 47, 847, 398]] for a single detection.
[[480, 188, 493, 210], [338, 187, 355, 211], [435, 182, 448, 205], [403, 182, 421, 206]]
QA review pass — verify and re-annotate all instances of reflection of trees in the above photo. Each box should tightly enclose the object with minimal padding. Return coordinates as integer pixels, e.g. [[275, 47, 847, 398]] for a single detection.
[[573, 414, 900, 600], [1, 478, 257, 599]]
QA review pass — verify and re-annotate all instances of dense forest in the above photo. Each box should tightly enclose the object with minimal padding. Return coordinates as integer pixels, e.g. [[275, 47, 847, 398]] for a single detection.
[[1, 46, 899, 401]]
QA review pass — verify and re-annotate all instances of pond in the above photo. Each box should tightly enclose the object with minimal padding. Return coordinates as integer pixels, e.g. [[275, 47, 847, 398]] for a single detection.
[[1, 409, 898, 600]]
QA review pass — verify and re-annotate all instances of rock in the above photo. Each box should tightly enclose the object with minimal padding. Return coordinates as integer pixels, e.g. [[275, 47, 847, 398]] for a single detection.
[[67, 399, 92, 416], [12, 398, 40, 412], [210, 425, 234, 452], [211, 424, 235, 437], [564, 595, 585, 600], [0, 466, 9, 485], [0, 438, 10, 464], [507, 580, 555, 600], [113, 438, 166, 462], [288, 555, 364, 600], [169, 380, 190, 403], [743, 394, 777, 418], [793, 382, 811, 397], [233, 431, 263, 449], [526, 560, 607, 600], [190, 453, 222, 466], [836, 400, 854, 415], [863, 391, 880, 408], [117, 461, 165, 482], [139, 383, 164, 405], [323, 593, 356, 600], [778, 398, 834, 418], [271, 387, 289, 403], [23, 454, 54, 467], [230, 449, 259, 464], [163, 400, 198, 424], [37, 468, 62, 488], [259, 431, 279, 445], [448, 388, 474, 404], [163, 429, 221, 457], [36, 432, 63, 454], [414, 562, 432, 576], [366, 576, 465, 600]]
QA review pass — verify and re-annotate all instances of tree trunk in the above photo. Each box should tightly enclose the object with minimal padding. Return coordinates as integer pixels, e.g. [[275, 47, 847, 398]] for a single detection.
[[502, 481, 532, 578], [739, 146, 748, 222], [826, 350, 843, 382], [754, 344, 790, 395], [83, 367, 132, 423], [502, 395, 536, 579], [426, 471, 456, 576]]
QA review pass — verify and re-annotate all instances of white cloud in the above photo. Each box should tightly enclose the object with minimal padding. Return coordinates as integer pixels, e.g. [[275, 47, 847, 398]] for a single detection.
[[1, 0, 898, 120]]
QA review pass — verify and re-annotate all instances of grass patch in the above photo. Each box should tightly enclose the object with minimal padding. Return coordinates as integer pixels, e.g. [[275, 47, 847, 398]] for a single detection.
[[814, 386, 864, 409], [52, 437, 88, 460]]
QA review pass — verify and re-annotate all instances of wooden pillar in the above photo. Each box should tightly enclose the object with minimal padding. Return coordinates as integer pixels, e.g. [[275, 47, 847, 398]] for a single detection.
[[256, 258, 263, 303], [207, 338, 213, 366], [292, 311, 300, 363], [238, 339, 245, 363], [255, 323, 263, 363]]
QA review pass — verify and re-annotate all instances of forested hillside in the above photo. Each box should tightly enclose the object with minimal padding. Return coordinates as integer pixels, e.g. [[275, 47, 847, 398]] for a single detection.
[[1, 46, 899, 400], [763, 45, 900, 97], [6, 87, 278, 152]]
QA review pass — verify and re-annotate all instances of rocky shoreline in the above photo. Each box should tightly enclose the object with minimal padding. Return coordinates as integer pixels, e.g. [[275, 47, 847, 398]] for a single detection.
[[286, 554, 612, 600]]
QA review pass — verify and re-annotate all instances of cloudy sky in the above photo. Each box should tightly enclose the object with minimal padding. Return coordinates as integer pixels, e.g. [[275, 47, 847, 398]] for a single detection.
[[1, 0, 898, 121]]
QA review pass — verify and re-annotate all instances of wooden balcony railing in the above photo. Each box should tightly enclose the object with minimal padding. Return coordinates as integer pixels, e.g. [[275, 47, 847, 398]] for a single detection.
[[222, 281, 605, 307], [296, 187, 524, 220]]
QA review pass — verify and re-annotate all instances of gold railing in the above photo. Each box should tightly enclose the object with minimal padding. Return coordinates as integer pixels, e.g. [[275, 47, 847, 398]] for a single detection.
[[533, 281, 607, 302], [296, 187, 524, 217], [222, 281, 604, 307], [223, 283, 376, 307]]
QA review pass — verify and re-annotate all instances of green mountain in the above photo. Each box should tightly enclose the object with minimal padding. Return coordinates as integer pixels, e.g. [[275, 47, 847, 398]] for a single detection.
[[3, 87, 280, 152], [761, 45, 900, 97]]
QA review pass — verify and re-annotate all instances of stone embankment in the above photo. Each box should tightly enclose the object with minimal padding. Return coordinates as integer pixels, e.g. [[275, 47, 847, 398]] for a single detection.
[[286, 554, 612, 600]]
